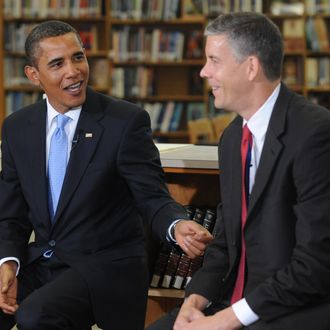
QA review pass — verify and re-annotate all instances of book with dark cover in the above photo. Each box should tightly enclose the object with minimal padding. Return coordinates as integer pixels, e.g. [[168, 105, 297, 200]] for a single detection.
[[201, 208, 216, 234], [149, 243, 171, 288], [183, 208, 216, 288], [161, 248, 182, 288]]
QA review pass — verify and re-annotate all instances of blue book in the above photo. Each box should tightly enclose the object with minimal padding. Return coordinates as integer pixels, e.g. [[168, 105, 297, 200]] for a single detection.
[[169, 102, 183, 131]]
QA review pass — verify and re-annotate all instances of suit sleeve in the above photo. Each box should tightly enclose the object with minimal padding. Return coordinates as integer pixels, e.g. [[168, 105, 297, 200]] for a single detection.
[[116, 108, 187, 241], [246, 119, 330, 321], [0, 119, 33, 261]]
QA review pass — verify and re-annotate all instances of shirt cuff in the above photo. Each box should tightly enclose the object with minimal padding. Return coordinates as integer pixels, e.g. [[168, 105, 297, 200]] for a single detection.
[[232, 298, 259, 326], [0, 257, 20, 276], [166, 219, 182, 243]]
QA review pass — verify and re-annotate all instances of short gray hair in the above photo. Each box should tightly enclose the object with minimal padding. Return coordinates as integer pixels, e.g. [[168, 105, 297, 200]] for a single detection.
[[205, 12, 283, 81]]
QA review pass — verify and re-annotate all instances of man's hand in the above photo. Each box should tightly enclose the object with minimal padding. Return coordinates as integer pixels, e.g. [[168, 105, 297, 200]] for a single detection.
[[0, 261, 18, 315], [175, 302, 243, 330], [175, 220, 213, 258], [174, 294, 209, 329]]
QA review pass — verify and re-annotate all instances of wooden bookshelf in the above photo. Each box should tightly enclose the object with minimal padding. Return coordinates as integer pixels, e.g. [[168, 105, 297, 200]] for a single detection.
[[145, 162, 220, 327], [143, 144, 220, 326], [0, 0, 330, 139]]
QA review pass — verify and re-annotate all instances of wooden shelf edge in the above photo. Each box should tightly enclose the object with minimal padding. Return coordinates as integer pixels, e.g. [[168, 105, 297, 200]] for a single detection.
[[148, 288, 185, 299], [163, 167, 219, 175], [3, 16, 106, 22]]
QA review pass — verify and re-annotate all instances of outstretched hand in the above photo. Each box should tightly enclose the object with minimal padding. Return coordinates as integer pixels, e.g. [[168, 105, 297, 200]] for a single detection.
[[174, 220, 213, 258]]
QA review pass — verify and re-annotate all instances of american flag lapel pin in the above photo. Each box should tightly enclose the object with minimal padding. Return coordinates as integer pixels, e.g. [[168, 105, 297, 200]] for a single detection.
[[85, 133, 93, 138]]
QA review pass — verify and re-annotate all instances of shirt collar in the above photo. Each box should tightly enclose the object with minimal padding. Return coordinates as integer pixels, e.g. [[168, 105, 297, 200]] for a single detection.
[[46, 97, 82, 130], [244, 83, 281, 142]]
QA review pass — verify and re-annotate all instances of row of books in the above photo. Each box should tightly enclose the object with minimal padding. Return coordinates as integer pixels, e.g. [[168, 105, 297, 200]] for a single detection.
[[5, 23, 100, 53], [111, 28, 203, 63], [282, 58, 303, 86], [143, 101, 185, 132], [306, 57, 330, 88], [111, 67, 155, 99], [282, 18, 305, 53], [3, 0, 102, 18], [305, 0, 330, 14], [278, 57, 330, 89], [306, 17, 329, 52], [271, 0, 330, 15], [182, 0, 262, 17], [4, 23, 34, 53], [78, 25, 99, 52], [89, 59, 109, 89], [4, 58, 29, 87], [140, 101, 207, 132], [150, 206, 217, 290], [6, 92, 43, 116], [111, 0, 263, 21], [111, 0, 179, 20], [282, 17, 330, 54], [111, 66, 203, 99]]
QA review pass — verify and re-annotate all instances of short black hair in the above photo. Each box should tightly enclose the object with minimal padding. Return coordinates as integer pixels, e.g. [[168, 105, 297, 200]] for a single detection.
[[25, 20, 83, 67]]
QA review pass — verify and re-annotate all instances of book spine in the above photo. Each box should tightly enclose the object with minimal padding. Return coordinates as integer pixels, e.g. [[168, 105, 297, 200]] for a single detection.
[[161, 248, 182, 288], [149, 244, 171, 288]]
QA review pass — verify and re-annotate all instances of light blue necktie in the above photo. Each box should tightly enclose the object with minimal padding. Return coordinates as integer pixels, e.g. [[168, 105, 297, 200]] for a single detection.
[[48, 114, 70, 220]]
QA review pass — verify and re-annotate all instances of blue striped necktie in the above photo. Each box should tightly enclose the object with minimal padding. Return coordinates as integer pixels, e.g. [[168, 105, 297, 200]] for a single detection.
[[48, 114, 70, 221]]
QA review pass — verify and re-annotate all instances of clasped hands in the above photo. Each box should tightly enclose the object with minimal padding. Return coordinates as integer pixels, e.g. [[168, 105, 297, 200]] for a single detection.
[[174, 220, 213, 258], [173, 294, 242, 330], [0, 261, 18, 315]]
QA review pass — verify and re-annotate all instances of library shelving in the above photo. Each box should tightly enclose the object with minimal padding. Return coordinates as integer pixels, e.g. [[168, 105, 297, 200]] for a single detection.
[[145, 143, 220, 326], [1, 0, 330, 141]]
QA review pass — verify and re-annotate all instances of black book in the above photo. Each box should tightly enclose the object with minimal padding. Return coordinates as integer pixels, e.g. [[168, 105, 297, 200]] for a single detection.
[[149, 243, 171, 288]]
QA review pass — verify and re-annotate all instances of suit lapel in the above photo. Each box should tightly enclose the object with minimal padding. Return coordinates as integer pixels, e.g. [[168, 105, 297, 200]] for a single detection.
[[248, 129, 282, 214], [228, 121, 245, 240], [247, 84, 292, 217], [27, 101, 50, 227], [53, 91, 104, 223]]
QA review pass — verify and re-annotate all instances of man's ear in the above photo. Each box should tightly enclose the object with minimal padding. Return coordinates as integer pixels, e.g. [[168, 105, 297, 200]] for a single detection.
[[24, 65, 40, 86], [246, 56, 260, 81]]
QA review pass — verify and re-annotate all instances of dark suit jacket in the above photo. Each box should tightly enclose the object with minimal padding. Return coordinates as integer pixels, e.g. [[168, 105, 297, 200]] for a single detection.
[[0, 88, 187, 325], [186, 84, 330, 329]]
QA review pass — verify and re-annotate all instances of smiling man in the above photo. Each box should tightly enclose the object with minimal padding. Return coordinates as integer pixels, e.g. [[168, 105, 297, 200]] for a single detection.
[[146, 12, 330, 330], [0, 21, 212, 330]]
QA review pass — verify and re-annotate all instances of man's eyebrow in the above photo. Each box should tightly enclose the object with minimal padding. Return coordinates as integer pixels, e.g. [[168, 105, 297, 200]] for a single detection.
[[47, 51, 84, 67], [73, 51, 85, 56], [47, 57, 63, 67]]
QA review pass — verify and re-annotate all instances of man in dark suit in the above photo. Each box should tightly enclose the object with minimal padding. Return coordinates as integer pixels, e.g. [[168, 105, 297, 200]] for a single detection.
[[146, 12, 330, 330], [0, 21, 212, 330]]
